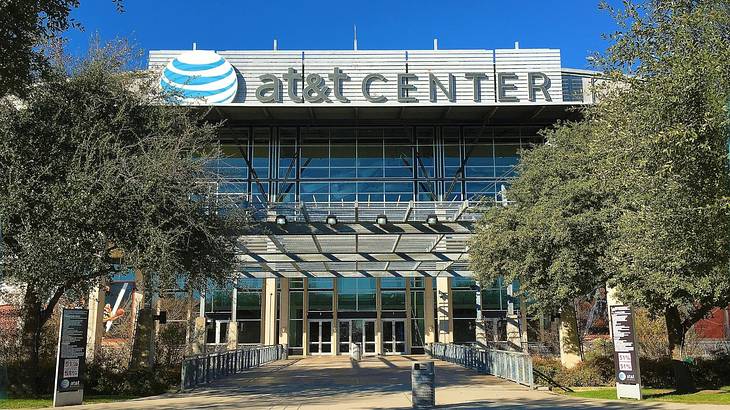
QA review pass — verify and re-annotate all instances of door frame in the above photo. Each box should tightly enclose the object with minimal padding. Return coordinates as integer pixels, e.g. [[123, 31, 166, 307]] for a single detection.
[[338, 319, 377, 356], [308, 319, 334, 355], [382, 319, 407, 355]]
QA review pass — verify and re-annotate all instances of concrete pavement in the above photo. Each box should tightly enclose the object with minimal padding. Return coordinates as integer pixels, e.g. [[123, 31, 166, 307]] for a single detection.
[[66, 355, 730, 409]]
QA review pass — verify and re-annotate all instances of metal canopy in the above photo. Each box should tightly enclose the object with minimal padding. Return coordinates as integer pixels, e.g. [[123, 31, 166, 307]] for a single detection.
[[235, 200, 482, 278], [204, 104, 584, 126]]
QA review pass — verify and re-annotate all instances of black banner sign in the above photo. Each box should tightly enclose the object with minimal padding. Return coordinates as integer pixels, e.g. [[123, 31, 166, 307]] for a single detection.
[[610, 305, 640, 385], [55, 309, 89, 393]]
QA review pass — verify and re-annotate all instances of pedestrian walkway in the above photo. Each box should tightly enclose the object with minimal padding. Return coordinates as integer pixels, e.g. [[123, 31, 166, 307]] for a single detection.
[[67, 355, 729, 409]]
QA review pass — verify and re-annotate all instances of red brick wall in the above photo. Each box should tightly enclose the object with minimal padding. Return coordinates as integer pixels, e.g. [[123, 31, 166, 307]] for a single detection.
[[693, 306, 730, 339]]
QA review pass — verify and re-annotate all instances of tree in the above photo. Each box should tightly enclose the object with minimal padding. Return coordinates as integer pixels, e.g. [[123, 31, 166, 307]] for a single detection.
[[0, 41, 239, 392], [471, 0, 730, 389], [470, 121, 616, 365], [0, 0, 123, 97], [593, 0, 730, 388]]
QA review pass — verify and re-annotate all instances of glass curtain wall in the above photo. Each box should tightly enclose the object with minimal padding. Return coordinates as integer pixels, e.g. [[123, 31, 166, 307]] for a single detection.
[[236, 278, 263, 344], [409, 278, 426, 353], [210, 126, 538, 205], [288, 279, 305, 355]]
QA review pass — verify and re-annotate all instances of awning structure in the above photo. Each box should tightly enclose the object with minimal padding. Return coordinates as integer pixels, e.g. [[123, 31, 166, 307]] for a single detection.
[[235, 201, 489, 278], [203, 104, 585, 126]]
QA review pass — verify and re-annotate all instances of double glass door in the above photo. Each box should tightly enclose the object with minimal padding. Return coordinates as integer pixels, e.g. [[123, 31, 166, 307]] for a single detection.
[[308, 320, 332, 355], [383, 320, 406, 354], [339, 319, 376, 355]]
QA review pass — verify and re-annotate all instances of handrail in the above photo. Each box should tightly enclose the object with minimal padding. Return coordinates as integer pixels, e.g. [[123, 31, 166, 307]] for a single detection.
[[180, 344, 288, 391], [426, 342, 534, 388]]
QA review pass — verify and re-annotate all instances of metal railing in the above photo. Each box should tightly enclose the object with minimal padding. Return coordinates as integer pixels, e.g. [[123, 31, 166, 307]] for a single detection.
[[427, 343, 534, 388], [180, 344, 287, 391]]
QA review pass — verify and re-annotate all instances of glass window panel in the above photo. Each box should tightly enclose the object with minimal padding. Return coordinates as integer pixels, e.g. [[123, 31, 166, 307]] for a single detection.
[[301, 146, 329, 168], [338, 293, 357, 311], [382, 291, 406, 311], [411, 319, 425, 347], [411, 291, 425, 318], [290, 278, 304, 289], [277, 183, 296, 202], [357, 145, 383, 167], [357, 167, 384, 178], [206, 289, 232, 312], [237, 321, 261, 343], [308, 291, 333, 312], [454, 319, 476, 344], [381, 278, 406, 289], [289, 291, 304, 319], [453, 290, 477, 318], [385, 167, 413, 178], [358, 292, 376, 311], [466, 182, 497, 201], [308, 278, 334, 289], [301, 167, 329, 179], [494, 144, 520, 167], [330, 145, 356, 167], [236, 292, 262, 319], [289, 320, 303, 347], [481, 289, 502, 310], [452, 278, 476, 288], [384, 145, 411, 167], [409, 278, 424, 289]]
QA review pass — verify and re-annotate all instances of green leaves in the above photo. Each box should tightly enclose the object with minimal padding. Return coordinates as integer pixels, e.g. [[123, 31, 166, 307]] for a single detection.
[[470, 0, 730, 331], [0, 42, 238, 315]]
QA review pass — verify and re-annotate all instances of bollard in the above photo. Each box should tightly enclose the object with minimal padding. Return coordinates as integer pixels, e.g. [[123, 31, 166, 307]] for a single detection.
[[411, 361, 435, 408]]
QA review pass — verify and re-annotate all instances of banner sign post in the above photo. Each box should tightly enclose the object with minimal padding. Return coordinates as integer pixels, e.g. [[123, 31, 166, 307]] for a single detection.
[[609, 305, 642, 400], [53, 308, 89, 407]]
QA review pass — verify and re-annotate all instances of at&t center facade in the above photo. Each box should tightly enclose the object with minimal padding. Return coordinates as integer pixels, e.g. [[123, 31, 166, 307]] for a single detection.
[[145, 45, 595, 356]]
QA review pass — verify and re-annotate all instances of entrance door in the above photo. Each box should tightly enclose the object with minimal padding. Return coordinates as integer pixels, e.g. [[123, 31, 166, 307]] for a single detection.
[[338, 319, 376, 355], [308, 320, 332, 355], [382, 320, 406, 354]]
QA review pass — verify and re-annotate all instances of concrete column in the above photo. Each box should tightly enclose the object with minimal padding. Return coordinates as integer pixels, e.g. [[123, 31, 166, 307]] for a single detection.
[[520, 295, 529, 353], [424, 278, 435, 344], [375, 278, 383, 355], [191, 316, 206, 354], [263, 278, 278, 345], [332, 278, 339, 355], [85, 284, 106, 361], [436, 277, 453, 343], [405, 279, 412, 354], [227, 287, 238, 350], [558, 304, 583, 368], [506, 315, 522, 349], [188, 293, 206, 354], [279, 279, 290, 346]]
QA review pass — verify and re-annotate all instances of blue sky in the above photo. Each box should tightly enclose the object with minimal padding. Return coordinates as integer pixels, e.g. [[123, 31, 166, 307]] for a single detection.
[[67, 0, 618, 70]]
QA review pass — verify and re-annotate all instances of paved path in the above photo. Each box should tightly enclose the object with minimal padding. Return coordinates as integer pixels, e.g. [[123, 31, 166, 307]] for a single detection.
[[68, 356, 729, 409]]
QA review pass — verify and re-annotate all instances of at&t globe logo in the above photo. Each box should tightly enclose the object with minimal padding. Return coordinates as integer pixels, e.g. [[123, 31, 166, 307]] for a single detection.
[[160, 50, 238, 104]]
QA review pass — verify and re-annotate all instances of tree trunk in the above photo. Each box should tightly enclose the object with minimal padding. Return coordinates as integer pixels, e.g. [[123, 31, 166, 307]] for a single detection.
[[20, 288, 42, 395], [665, 306, 695, 392]]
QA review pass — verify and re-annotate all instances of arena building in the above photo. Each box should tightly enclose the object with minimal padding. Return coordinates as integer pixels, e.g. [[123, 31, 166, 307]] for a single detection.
[[88, 44, 599, 357]]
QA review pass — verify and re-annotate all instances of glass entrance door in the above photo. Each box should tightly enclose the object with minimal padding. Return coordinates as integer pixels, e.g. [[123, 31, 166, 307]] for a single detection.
[[338, 319, 376, 355], [382, 320, 406, 354], [308, 320, 332, 355]]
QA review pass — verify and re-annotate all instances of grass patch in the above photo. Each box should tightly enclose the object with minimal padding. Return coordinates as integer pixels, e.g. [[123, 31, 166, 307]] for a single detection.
[[567, 386, 730, 405], [0, 395, 138, 409]]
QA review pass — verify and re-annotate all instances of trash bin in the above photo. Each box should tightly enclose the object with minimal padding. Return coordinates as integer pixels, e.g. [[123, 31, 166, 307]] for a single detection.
[[350, 342, 362, 361], [411, 361, 435, 408]]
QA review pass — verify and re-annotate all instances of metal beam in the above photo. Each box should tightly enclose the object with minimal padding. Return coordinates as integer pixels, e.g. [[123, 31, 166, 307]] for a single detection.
[[238, 252, 467, 263], [234, 270, 472, 277], [428, 234, 446, 252]]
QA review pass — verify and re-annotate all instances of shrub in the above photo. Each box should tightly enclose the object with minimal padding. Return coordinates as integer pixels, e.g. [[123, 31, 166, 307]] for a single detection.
[[84, 348, 180, 396]]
